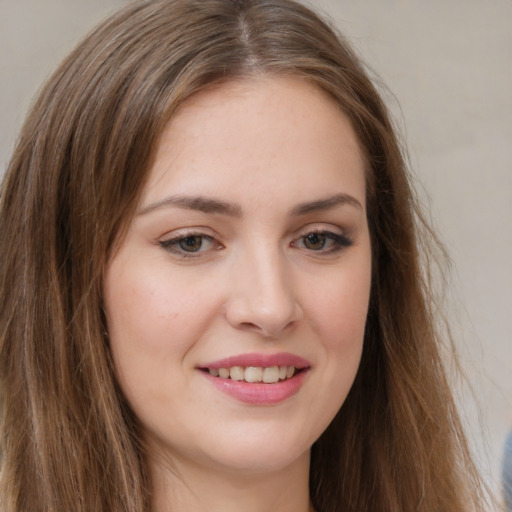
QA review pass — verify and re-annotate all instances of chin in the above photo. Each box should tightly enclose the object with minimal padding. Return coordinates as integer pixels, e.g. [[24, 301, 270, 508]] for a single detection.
[[208, 445, 310, 476], [195, 426, 315, 475]]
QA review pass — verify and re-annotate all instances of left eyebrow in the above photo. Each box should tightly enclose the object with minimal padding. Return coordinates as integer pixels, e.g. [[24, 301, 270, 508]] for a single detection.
[[289, 193, 363, 216]]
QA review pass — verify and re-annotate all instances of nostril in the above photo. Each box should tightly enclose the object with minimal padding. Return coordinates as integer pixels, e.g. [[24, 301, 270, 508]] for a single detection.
[[240, 322, 257, 330], [224, 283, 303, 338]]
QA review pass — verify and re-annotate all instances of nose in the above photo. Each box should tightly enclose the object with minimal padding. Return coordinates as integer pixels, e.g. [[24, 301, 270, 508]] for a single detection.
[[224, 246, 303, 338]]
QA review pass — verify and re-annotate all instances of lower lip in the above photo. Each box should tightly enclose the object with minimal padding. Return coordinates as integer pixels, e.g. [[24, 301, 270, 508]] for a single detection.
[[201, 370, 309, 405]]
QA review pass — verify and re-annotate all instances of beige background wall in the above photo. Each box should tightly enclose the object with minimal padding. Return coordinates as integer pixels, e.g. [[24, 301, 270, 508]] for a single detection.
[[1, 0, 511, 495]]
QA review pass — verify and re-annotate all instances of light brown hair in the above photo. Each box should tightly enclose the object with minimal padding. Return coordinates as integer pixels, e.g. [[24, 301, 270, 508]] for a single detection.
[[0, 0, 487, 510]]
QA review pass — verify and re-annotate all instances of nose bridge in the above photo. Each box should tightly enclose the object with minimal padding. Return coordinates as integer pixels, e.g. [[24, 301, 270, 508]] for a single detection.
[[226, 239, 301, 337]]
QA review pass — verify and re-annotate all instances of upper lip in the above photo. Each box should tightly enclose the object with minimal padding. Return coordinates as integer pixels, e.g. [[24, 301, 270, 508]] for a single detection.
[[200, 352, 310, 370]]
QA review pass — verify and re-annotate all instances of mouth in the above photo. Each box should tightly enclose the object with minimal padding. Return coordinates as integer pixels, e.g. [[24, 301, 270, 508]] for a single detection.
[[201, 365, 302, 384], [198, 353, 310, 404]]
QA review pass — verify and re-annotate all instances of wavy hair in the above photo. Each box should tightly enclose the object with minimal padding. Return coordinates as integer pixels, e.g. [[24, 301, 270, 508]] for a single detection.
[[0, 0, 486, 510]]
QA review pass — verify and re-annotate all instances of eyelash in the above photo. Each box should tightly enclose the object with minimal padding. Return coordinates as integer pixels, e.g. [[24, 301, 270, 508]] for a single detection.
[[159, 232, 220, 257], [291, 230, 353, 254], [159, 229, 353, 258]]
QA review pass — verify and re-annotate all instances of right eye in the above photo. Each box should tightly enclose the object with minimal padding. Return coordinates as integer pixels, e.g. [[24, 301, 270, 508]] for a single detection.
[[159, 232, 221, 257]]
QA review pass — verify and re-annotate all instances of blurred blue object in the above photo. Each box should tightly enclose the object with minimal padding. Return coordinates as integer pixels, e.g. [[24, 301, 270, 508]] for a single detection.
[[504, 430, 512, 512]]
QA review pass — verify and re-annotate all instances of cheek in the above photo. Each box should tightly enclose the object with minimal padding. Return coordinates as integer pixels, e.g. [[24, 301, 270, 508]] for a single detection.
[[103, 261, 213, 420], [104, 260, 212, 358], [103, 269, 190, 411], [307, 264, 371, 352], [295, 262, 371, 440], [303, 257, 371, 414]]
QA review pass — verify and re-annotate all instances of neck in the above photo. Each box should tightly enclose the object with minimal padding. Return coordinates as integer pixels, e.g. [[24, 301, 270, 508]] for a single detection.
[[150, 450, 313, 512]]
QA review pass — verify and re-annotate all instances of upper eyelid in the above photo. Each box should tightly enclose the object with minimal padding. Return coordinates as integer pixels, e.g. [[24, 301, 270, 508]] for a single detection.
[[292, 223, 347, 237], [160, 226, 218, 240], [292, 230, 351, 244]]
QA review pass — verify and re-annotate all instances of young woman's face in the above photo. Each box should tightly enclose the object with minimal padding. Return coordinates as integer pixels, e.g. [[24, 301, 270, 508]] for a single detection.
[[103, 76, 372, 476]]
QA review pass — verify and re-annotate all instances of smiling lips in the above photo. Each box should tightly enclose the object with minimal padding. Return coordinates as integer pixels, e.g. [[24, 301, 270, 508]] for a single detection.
[[199, 353, 310, 405], [207, 365, 297, 383]]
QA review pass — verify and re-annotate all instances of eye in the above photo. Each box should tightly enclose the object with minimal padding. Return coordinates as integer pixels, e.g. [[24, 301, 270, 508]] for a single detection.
[[159, 232, 221, 256], [303, 232, 328, 250], [292, 230, 352, 254], [175, 235, 205, 252]]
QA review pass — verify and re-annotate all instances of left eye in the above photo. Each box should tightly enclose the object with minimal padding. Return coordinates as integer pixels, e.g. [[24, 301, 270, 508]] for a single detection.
[[303, 232, 328, 250], [293, 231, 352, 253]]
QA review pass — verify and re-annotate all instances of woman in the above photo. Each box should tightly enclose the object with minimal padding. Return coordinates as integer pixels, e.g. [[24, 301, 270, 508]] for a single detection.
[[0, 0, 488, 511]]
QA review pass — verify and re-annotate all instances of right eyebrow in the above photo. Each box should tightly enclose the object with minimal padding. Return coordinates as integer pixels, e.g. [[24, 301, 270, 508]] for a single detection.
[[137, 195, 243, 218]]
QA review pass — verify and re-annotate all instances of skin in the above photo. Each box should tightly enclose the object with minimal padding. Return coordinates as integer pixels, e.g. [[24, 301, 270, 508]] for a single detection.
[[103, 75, 372, 512]]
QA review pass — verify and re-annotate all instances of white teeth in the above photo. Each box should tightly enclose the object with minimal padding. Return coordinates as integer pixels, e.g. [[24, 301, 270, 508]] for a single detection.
[[208, 365, 298, 383], [230, 366, 244, 381], [245, 367, 263, 383], [262, 366, 279, 383]]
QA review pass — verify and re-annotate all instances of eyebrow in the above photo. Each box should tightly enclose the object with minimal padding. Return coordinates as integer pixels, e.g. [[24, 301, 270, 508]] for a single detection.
[[138, 195, 243, 217], [138, 193, 362, 217], [290, 193, 363, 216]]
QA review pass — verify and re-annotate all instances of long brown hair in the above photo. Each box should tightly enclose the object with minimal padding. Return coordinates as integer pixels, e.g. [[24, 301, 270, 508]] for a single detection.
[[0, 0, 487, 510]]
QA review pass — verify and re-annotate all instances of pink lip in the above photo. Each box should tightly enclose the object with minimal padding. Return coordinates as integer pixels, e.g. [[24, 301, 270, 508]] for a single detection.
[[201, 370, 309, 405], [198, 352, 311, 405], [200, 352, 310, 370]]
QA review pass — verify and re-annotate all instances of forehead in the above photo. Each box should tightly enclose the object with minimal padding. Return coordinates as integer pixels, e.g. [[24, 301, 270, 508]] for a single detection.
[[142, 75, 366, 212]]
